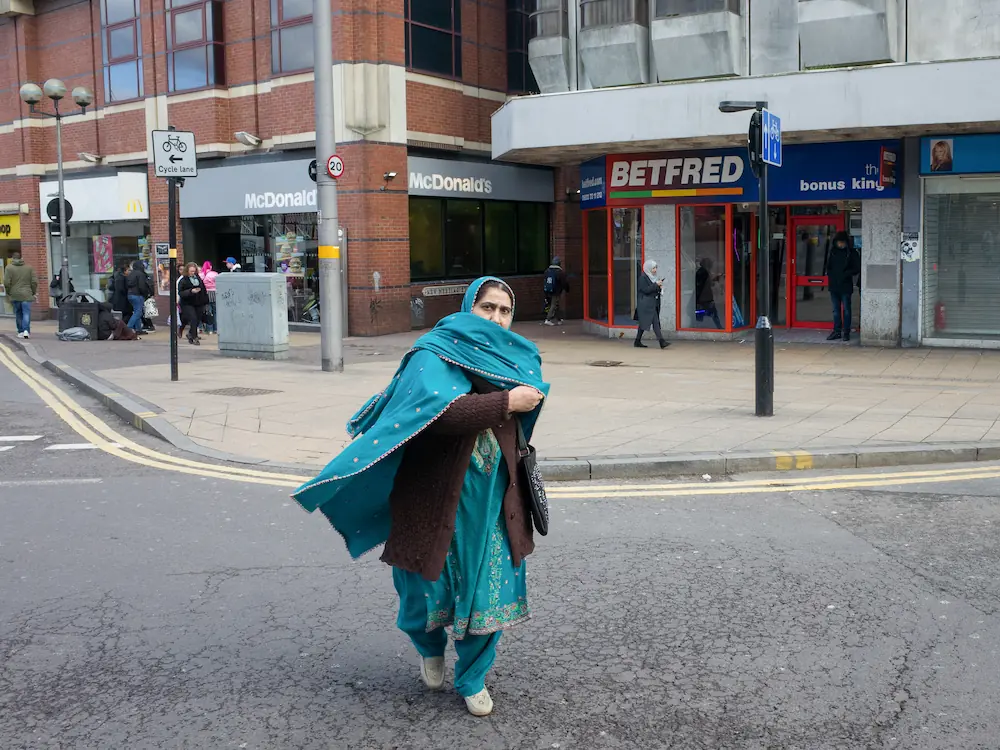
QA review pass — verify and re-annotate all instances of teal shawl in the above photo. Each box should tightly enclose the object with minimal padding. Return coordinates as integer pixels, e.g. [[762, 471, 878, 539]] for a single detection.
[[292, 277, 550, 558]]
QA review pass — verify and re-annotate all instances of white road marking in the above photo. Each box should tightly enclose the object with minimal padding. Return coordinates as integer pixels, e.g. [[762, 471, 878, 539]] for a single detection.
[[0, 446, 13, 452], [44, 443, 122, 451], [0, 435, 43, 442], [0, 478, 103, 487]]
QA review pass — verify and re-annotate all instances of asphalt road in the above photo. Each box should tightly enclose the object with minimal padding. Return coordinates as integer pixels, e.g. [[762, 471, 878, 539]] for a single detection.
[[2, 349, 1000, 749]]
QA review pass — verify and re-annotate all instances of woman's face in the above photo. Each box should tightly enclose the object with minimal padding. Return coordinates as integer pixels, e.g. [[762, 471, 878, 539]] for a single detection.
[[187, 265, 197, 277], [472, 286, 514, 330]]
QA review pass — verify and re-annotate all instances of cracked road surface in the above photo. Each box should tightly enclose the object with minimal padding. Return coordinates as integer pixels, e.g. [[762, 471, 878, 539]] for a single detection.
[[3, 356, 1000, 748]]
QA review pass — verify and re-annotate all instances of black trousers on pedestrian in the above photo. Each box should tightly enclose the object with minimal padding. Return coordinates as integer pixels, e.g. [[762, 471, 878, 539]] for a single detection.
[[181, 304, 206, 340], [636, 317, 663, 343]]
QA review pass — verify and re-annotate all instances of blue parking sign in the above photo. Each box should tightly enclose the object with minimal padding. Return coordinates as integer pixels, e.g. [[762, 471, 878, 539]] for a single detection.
[[761, 108, 782, 168]]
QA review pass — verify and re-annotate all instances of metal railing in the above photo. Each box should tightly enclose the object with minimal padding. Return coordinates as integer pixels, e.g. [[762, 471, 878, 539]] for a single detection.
[[580, 0, 649, 30], [654, 0, 740, 19]]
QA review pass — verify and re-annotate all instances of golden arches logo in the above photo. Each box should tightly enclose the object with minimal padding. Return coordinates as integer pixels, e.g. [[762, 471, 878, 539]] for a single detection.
[[125, 199, 144, 215]]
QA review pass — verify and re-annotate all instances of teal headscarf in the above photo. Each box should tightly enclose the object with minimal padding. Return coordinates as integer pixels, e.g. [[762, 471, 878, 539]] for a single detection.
[[292, 277, 550, 558]]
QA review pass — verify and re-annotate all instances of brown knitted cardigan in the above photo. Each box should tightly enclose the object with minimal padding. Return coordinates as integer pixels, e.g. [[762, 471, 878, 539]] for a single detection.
[[380, 388, 535, 581]]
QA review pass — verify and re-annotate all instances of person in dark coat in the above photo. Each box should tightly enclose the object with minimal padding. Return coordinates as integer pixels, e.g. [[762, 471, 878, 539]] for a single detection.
[[635, 260, 669, 349], [109, 262, 131, 321], [178, 262, 210, 345], [695, 257, 723, 329], [125, 260, 152, 334], [826, 231, 861, 342]]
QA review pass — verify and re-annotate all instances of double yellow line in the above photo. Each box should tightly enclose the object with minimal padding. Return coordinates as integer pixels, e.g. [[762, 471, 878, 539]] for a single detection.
[[0, 340, 306, 489], [4, 338, 1000, 499]]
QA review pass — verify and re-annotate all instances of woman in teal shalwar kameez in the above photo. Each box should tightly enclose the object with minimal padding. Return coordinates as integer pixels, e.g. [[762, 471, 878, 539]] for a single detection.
[[292, 277, 548, 717]]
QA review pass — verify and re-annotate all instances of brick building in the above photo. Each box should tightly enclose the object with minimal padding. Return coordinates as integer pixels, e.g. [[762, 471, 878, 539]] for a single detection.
[[0, 0, 582, 334]]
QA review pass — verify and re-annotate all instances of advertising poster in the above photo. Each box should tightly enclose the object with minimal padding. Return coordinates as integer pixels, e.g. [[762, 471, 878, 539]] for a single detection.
[[273, 232, 305, 277], [92, 235, 113, 273], [154, 242, 171, 296]]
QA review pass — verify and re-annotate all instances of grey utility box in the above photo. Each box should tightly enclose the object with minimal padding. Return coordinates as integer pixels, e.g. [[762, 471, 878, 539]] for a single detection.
[[215, 272, 289, 360]]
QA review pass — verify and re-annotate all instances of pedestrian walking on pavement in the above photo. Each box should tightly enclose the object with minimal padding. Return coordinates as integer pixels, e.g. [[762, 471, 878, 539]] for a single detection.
[[200, 261, 218, 334], [292, 276, 549, 718], [542, 257, 569, 326], [110, 261, 131, 321], [48, 269, 74, 306], [178, 262, 210, 346], [826, 231, 861, 342], [225, 256, 242, 272], [635, 260, 669, 349], [126, 261, 152, 335], [3, 251, 38, 339]]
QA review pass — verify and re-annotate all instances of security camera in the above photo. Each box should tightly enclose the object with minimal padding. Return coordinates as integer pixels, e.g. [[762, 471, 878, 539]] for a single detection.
[[234, 131, 262, 147], [383, 172, 397, 181]]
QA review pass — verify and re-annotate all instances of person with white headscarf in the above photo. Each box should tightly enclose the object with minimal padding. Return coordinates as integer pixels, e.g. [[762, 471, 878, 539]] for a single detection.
[[635, 260, 669, 349]]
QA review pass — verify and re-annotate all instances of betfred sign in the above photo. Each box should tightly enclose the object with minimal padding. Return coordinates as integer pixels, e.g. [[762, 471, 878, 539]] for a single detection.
[[585, 140, 902, 206], [610, 155, 745, 189], [601, 149, 755, 204]]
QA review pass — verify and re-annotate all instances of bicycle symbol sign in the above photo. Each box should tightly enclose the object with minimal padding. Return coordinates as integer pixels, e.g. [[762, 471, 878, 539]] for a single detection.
[[151, 130, 198, 178]]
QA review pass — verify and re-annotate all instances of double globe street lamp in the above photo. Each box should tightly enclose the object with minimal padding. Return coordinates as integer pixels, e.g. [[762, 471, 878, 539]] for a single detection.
[[19, 80, 95, 300]]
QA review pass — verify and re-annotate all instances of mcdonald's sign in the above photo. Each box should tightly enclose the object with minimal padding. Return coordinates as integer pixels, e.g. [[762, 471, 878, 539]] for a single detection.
[[125, 198, 144, 215]]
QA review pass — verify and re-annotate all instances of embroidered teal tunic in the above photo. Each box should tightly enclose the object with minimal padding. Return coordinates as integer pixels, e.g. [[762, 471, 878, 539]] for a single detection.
[[392, 429, 529, 638]]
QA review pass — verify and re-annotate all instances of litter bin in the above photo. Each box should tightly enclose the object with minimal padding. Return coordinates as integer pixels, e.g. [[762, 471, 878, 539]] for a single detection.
[[57, 292, 101, 340]]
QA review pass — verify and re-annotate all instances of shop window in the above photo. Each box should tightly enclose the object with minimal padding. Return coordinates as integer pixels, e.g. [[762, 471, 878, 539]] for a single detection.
[[271, 0, 314, 74], [445, 200, 483, 277], [611, 208, 642, 326], [51, 222, 151, 302], [517, 203, 549, 275], [101, 0, 143, 102], [485, 202, 518, 276], [506, 0, 539, 93], [923, 178, 1000, 338], [585, 210, 609, 322], [167, 0, 226, 91], [405, 0, 462, 78], [678, 205, 727, 330], [409, 198, 551, 281]]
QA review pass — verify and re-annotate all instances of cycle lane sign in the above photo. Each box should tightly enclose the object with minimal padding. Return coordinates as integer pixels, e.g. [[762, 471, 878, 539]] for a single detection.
[[152, 130, 198, 178]]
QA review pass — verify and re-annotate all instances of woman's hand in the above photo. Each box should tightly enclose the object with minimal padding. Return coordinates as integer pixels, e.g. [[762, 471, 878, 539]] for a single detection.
[[508, 386, 544, 414]]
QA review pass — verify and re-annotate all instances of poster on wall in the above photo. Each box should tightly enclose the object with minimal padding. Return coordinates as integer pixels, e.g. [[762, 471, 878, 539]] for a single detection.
[[92, 235, 113, 273], [900, 232, 920, 263], [273, 232, 305, 277], [154, 242, 171, 296]]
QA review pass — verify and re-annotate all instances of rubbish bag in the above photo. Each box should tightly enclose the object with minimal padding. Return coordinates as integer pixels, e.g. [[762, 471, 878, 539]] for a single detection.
[[55, 326, 91, 342]]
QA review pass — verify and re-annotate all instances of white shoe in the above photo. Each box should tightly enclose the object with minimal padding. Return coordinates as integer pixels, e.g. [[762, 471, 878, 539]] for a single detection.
[[543, 320, 555, 326], [464, 688, 494, 717], [22, 332, 29, 339], [16, 331, 25, 338], [420, 656, 445, 690]]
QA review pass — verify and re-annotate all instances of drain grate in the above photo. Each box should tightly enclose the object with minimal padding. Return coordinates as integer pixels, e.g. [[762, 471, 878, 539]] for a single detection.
[[198, 387, 283, 397], [588, 360, 623, 368]]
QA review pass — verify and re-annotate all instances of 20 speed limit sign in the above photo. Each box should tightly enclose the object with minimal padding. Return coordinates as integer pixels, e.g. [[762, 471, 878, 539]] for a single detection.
[[326, 154, 345, 179]]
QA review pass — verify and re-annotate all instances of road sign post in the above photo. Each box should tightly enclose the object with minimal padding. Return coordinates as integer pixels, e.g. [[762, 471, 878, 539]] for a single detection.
[[748, 107, 781, 417], [315, 0, 344, 373], [152, 126, 197, 381]]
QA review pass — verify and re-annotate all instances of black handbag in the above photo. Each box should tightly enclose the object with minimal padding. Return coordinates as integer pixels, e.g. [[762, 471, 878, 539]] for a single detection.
[[515, 417, 549, 536]]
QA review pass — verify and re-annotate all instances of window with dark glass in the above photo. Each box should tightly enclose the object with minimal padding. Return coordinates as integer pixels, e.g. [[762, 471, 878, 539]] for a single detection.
[[409, 198, 551, 281], [506, 0, 539, 93], [271, 0, 314, 74], [405, 0, 462, 78], [167, 0, 225, 91], [101, 0, 143, 102], [654, 0, 740, 17]]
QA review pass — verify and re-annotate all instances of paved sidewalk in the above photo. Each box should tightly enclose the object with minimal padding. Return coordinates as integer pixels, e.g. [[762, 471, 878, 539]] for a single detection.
[[6, 317, 1000, 472]]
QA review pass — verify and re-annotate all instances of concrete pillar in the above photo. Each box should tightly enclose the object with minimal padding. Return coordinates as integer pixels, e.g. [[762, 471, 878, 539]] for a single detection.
[[644, 204, 676, 334], [900, 137, 921, 346], [860, 199, 902, 346]]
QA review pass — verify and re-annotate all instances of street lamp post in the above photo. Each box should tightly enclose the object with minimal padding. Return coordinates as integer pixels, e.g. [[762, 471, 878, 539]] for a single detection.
[[19, 80, 94, 301], [719, 100, 773, 417]]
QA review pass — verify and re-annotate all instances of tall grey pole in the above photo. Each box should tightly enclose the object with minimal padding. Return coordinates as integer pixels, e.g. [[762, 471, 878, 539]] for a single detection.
[[314, 0, 343, 372], [54, 103, 70, 299]]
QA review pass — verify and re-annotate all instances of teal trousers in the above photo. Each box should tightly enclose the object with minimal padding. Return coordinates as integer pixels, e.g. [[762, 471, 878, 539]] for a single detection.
[[396, 578, 502, 698]]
